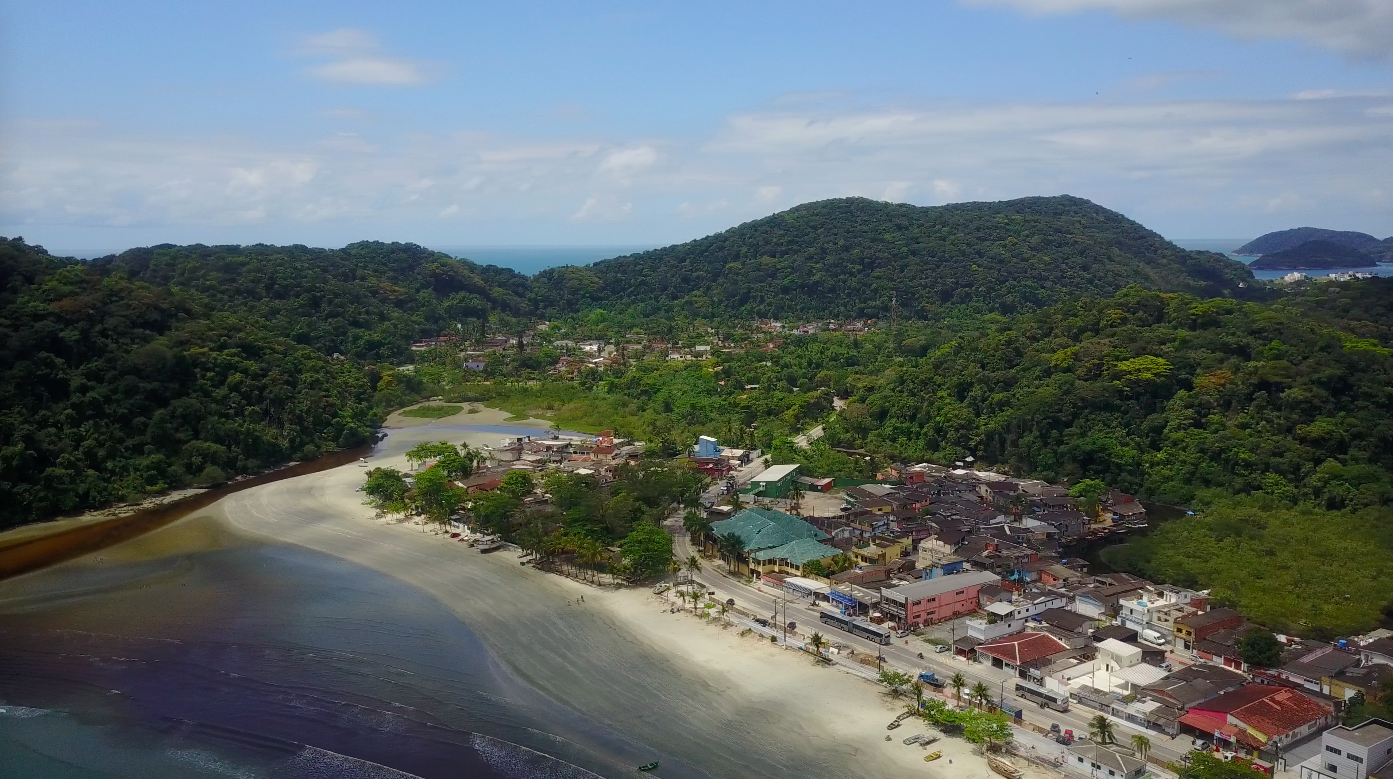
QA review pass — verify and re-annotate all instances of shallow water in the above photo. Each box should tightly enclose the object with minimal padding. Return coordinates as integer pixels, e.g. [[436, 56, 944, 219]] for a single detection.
[[0, 534, 663, 779]]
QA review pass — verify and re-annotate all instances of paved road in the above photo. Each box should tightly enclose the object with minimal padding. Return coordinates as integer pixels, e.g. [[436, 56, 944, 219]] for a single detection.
[[669, 477, 1190, 765]]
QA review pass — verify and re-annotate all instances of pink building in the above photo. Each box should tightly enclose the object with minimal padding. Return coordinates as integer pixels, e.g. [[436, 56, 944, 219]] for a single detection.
[[880, 570, 1001, 629]]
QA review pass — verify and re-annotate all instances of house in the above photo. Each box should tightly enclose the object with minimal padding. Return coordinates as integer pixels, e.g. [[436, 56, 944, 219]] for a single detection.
[[1174, 607, 1247, 655], [1037, 608, 1100, 637], [707, 506, 832, 575], [880, 570, 1001, 629], [1178, 684, 1334, 757], [798, 476, 834, 492], [1361, 638, 1393, 668], [1278, 645, 1361, 696], [975, 631, 1073, 678], [851, 537, 912, 567], [749, 464, 802, 498], [1065, 742, 1149, 779], [1117, 586, 1205, 643], [1068, 577, 1148, 619], [1140, 663, 1248, 710], [1297, 718, 1393, 779], [1053, 638, 1167, 699], [1329, 664, 1393, 703]]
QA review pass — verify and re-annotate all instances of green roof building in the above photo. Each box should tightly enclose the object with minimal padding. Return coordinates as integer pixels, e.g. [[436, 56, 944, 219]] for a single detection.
[[748, 463, 801, 499], [708, 507, 836, 576]]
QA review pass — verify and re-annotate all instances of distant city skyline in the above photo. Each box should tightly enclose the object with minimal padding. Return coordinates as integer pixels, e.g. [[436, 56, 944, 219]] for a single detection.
[[3, 0, 1391, 251]]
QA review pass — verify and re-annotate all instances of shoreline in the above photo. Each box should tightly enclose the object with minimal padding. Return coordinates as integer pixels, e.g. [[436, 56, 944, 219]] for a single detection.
[[205, 426, 1050, 779]]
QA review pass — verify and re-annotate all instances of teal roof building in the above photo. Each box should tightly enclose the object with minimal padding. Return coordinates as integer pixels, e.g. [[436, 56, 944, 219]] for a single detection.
[[709, 507, 829, 552]]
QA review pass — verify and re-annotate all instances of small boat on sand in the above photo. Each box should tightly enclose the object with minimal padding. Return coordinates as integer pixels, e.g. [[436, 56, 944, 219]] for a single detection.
[[988, 755, 1022, 778], [924, 751, 942, 762], [637, 761, 659, 772]]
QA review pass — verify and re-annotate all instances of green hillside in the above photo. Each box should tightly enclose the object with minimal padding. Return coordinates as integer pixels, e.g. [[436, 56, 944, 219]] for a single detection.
[[530, 196, 1255, 319], [1249, 240, 1376, 270]]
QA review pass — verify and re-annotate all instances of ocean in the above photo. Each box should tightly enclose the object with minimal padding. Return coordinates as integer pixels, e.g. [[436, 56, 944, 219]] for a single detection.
[[1172, 238, 1393, 281]]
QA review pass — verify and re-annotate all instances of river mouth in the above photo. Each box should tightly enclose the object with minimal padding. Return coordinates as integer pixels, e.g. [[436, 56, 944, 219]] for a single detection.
[[0, 519, 657, 779]]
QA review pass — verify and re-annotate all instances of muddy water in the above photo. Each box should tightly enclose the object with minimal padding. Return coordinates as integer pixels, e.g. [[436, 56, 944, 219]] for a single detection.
[[0, 516, 663, 779]]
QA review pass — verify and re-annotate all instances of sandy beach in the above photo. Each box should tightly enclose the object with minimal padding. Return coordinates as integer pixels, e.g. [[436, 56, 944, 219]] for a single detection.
[[205, 417, 1048, 779]]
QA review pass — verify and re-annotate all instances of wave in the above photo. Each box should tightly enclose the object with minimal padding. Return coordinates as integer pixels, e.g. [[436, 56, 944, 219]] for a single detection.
[[0, 704, 49, 718], [280, 746, 425, 779], [470, 733, 608, 779]]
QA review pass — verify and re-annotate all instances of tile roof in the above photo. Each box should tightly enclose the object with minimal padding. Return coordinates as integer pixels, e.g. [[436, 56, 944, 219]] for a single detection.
[[1177, 607, 1246, 630], [750, 538, 842, 566], [1068, 743, 1147, 775], [1283, 646, 1360, 680], [977, 631, 1070, 665], [1230, 686, 1331, 739], [710, 507, 828, 552], [1190, 683, 1285, 713]]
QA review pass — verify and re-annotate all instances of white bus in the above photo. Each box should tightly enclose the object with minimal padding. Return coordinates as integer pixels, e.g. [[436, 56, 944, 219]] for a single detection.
[[1015, 681, 1070, 712]]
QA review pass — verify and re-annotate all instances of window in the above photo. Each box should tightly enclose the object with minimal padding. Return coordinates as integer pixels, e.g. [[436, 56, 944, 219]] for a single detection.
[[1328, 765, 1339, 774], [1109, 771, 1116, 777], [1327, 747, 1343, 756], [1350, 756, 1364, 765], [956, 590, 965, 595]]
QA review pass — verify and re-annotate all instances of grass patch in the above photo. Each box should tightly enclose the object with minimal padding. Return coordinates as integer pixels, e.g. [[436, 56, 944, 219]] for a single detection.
[[400, 404, 464, 419]]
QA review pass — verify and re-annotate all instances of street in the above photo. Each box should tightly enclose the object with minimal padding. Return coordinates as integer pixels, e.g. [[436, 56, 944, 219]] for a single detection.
[[669, 473, 1188, 767]]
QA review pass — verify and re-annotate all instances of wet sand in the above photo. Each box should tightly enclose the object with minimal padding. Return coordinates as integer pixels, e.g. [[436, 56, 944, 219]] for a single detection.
[[215, 429, 1003, 779]]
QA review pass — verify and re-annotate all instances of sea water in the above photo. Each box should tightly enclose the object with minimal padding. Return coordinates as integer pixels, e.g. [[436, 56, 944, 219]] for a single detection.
[[431, 247, 656, 275], [0, 538, 661, 779], [1172, 238, 1393, 281]]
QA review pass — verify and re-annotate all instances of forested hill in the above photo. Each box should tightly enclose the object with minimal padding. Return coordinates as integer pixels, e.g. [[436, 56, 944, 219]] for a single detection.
[[1236, 227, 1387, 256], [0, 238, 526, 525], [529, 196, 1255, 319], [97, 241, 531, 362]]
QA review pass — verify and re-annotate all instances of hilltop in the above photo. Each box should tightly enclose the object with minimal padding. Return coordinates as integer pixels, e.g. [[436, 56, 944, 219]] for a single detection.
[[529, 196, 1254, 319], [1237, 227, 1388, 257], [1249, 240, 1377, 270]]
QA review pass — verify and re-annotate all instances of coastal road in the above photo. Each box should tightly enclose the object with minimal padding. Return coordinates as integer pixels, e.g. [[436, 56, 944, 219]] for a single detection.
[[667, 518, 1188, 767]]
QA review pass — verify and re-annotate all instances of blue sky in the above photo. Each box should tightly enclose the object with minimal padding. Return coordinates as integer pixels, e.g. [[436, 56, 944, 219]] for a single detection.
[[2, 0, 1390, 256]]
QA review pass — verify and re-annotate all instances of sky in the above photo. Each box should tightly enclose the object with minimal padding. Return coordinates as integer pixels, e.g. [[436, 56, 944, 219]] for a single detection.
[[1, 0, 1391, 257]]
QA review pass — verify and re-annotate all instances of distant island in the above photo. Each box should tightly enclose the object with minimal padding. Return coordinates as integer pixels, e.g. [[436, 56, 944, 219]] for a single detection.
[[1236, 227, 1387, 256], [1249, 239, 1378, 270]]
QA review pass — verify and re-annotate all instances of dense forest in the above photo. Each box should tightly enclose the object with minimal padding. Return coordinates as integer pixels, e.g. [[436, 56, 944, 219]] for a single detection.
[[1248, 240, 1376, 270], [529, 196, 1257, 319], [1237, 227, 1390, 257], [0, 238, 527, 525], [6, 195, 1393, 631]]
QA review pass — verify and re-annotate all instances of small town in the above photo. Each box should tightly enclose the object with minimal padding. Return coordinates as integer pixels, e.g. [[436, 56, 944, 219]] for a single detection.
[[378, 419, 1393, 779]]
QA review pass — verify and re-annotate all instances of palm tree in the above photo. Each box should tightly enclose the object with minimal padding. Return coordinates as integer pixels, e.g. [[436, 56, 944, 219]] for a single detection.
[[1089, 714, 1116, 745], [1131, 733, 1151, 761], [809, 631, 826, 658], [788, 479, 804, 514], [970, 682, 992, 710], [730, 491, 744, 511], [950, 673, 967, 707], [911, 680, 925, 713], [716, 531, 747, 571], [682, 510, 712, 543], [717, 601, 731, 625]]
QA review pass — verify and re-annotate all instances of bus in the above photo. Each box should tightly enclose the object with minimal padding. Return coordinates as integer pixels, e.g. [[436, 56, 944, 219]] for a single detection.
[[1015, 681, 1070, 712], [820, 611, 892, 645]]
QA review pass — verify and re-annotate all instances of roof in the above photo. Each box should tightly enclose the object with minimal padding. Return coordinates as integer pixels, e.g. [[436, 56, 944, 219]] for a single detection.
[[1097, 638, 1143, 660], [1038, 608, 1095, 633], [1327, 719, 1393, 748], [1142, 664, 1248, 708], [1363, 638, 1393, 658], [1177, 607, 1246, 630], [1113, 663, 1169, 687], [1068, 742, 1146, 775], [881, 570, 1001, 602], [751, 538, 843, 566], [1092, 625, 1139, 643], [1191, 683, 1286, 714], [710, 507, 828, 552], [750, 464, 801, 483], [1283, 646, 1360, 680], [977, 631, 1070, 665], [1229, 686, 1330, 739]]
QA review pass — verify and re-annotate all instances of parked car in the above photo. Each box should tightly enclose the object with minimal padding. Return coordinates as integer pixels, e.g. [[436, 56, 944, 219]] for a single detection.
[[896, 630, 911, 638], [933, 644, 950, 654], [754, 618, 770, 627]]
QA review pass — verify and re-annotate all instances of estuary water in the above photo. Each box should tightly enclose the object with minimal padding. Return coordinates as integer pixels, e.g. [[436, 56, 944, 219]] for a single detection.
[[0, 524, 648, 779]]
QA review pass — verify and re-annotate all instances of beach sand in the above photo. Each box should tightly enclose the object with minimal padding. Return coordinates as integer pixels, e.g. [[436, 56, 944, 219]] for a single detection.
[[204, 429, 1052, 779]]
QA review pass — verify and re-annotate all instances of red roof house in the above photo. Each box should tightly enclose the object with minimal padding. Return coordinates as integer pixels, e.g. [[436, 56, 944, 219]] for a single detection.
[[975, 631, 1071, 675], [1179, 684, 1333, 755]]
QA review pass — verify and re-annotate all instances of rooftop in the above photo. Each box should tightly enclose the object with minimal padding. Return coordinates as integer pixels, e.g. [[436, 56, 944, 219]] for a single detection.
[[750, 538, 843, 566], [751, 463, 801, 483], [1068, 743, 1146, 775], [1328, 719, 1393, 748], [1176, 607, 1245, 629], [710, 507, 828, 552], [977, 631, 1070, 665], [881, 570, 1001, 602]]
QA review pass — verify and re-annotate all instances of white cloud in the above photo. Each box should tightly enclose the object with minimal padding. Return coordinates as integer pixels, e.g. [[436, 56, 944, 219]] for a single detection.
[[571, 194, 634, 222], [4, 93, 1392, 242], [297, 28, 429, 86], [964, 0, 1393, 59]]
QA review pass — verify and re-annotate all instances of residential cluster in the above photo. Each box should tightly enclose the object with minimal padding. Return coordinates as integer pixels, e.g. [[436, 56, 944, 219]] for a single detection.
[[689, 445, 1393, 775]]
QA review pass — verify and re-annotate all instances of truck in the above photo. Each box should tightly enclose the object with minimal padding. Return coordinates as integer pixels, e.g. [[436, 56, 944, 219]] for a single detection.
[[917, 671, 947, 689]]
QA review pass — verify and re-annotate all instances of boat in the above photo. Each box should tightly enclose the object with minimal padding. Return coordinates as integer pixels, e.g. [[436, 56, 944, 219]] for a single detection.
[[886, 720, 902, 730], [637, 761, 659, 772], [988, 755, 1022, 778], [478, 540, 506, 553], [924, 751, 942, 762]]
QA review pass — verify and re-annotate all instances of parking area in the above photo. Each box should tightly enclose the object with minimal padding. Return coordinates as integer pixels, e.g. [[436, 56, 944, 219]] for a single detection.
[[914, 613, 977, 647]]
